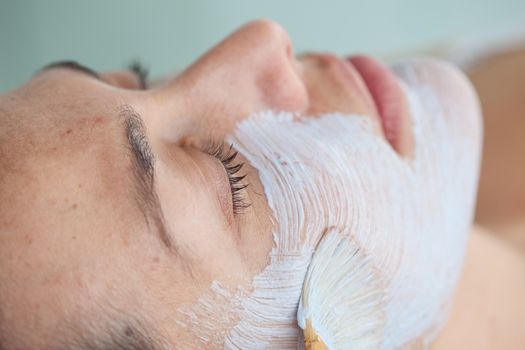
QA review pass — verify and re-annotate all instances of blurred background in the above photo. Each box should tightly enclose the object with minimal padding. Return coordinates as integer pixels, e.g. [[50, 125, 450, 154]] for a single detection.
[[1, 0, 525, 92], [1, 0, 524, 247]]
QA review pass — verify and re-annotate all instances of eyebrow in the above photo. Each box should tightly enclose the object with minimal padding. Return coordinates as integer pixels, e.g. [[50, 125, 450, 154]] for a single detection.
[[119, 105, 176, 252], [39, 60, 103, 81], [64, 320, 166, 350]]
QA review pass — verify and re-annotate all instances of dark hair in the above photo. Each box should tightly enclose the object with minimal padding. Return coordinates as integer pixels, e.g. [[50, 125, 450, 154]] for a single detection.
[[61, 321, 168, 350], [0, 319, 168, 350]]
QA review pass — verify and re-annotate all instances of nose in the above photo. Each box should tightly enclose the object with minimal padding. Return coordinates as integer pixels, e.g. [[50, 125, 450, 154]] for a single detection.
[[157, 20, 308, 117], [226, 19, 308, 111], [147, 20, 309, 142]]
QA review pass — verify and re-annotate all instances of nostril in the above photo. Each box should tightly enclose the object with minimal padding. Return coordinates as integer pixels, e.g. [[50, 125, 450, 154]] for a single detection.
[[286, 39, 294, 61]]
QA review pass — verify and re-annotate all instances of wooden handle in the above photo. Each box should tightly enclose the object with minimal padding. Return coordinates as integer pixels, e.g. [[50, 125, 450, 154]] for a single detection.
[[304, 319, 329, 350]]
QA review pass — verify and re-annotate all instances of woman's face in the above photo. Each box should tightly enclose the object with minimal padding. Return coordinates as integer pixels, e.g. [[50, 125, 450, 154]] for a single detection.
[[0, 20, 480, 349]]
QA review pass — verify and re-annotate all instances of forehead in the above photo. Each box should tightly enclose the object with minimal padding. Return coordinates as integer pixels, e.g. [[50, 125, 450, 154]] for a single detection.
[[10, 69, 117, 116], [0, 69, 128, 159], [0, 72, 137, 225], [0, 75, 150, 342]]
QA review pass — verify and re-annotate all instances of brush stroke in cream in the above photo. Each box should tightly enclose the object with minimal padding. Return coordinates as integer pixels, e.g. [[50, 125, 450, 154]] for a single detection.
[[176, 59, 482, 349]]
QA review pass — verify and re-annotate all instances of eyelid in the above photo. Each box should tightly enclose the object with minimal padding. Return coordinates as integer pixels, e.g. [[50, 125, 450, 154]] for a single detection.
[[207, 152, 238, 223], [182, 145, 237, 225], [40, 60, 101, 80], [183, 138, 251, 219], [199, 140, 251, 215]]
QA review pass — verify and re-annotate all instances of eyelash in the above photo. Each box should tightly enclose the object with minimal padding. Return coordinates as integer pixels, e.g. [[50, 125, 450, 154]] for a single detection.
[[128, 60, 149, 89], [201, 140, 251, 214]]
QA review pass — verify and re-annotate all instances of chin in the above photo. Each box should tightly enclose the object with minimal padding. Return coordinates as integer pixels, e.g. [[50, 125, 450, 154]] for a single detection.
[[394, 58, 480, 116], [392, 57, 482, 145]]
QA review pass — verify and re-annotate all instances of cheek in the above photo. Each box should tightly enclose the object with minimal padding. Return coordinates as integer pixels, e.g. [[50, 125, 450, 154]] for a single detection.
[[228, 107, 479, 347], [232, 159, 275, 275], [176, 89, 481, 347], [155, 159, 254, 288]]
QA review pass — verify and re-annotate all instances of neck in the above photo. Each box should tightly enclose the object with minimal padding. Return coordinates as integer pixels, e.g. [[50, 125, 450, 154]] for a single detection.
[[430, 226, 525, 350]]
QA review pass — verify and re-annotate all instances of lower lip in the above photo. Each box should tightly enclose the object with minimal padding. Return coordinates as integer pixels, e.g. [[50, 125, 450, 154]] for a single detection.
[[347, 55, 406, 152]]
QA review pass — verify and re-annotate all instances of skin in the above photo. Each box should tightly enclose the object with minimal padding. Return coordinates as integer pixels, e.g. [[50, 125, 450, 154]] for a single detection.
[[429, 48, 525, 350], [0, 19, 523, 349], [431, 47, 525, 350], [470, 47, 525, 249], [430, 227, 525, 350]]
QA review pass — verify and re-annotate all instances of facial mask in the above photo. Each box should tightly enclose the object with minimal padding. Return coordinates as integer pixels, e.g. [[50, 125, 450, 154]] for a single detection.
[[177, 59, 482, 349]]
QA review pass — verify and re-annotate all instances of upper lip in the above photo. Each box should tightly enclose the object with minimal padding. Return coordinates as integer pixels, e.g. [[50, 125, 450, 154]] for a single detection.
[[312, 53, 410, 156], [309, 53, 380, 117]]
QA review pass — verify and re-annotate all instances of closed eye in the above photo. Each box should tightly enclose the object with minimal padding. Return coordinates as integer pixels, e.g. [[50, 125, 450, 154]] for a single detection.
[[39, 60, 102, 81], [200, 140, 251, 215]]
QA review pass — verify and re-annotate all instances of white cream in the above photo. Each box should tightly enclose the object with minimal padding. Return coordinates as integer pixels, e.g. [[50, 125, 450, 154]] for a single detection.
[[177, 59, 482, 349]]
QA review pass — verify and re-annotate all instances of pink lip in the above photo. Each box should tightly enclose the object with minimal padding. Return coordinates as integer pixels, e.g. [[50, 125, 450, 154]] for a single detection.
[[347, 55, 407, 152]]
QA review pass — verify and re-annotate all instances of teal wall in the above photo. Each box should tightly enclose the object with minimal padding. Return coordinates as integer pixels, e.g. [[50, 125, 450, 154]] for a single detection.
[[1, 0, 524, 92]]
